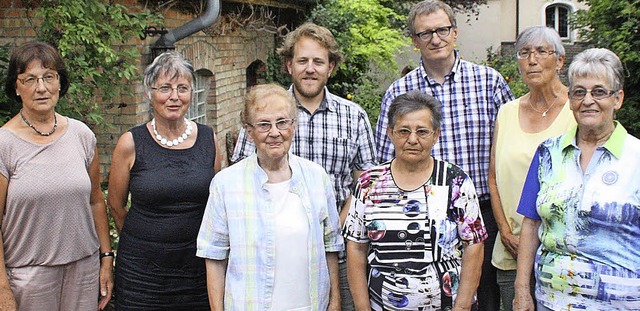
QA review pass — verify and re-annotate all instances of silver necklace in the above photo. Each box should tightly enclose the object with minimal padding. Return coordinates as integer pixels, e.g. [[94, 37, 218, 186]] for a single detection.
[[151, 118, 193, 147], [20, 109, 57, 136], [529, 99, 555, 117]]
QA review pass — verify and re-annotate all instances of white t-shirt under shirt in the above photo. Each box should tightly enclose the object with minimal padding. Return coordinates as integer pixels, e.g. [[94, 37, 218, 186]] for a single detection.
[[265, 179, 311, 311]]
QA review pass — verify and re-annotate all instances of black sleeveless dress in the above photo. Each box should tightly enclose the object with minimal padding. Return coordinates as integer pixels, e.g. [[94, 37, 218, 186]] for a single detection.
[[115, 123, 215, 310]]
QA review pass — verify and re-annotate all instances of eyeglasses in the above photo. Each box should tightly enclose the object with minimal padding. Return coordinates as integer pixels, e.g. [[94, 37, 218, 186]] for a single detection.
[[569, 87, 618, 100], [393, 128, 435, 140], [516, 48, 556, 59], [414, 26, 454, 42], [152, 85, 191, 95], [17, 73, 59, 87], [248, 118, 295, 133]]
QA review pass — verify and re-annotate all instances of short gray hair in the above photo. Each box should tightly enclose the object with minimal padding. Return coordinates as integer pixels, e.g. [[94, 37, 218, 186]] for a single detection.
[[408, 0, 457, 35], [515, 26, 565, 59], [568, 48, 624, 91], [143, 51, 195, 99], [388, 90, 442, 130]]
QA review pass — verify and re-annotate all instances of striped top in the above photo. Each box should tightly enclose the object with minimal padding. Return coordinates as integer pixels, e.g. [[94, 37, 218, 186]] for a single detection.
[[343, 158, 487, 309]]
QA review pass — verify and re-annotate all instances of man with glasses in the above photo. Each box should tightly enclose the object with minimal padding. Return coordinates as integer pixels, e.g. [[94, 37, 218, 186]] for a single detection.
[[232, 22, 377, 310], [374, 1, 514, 310]]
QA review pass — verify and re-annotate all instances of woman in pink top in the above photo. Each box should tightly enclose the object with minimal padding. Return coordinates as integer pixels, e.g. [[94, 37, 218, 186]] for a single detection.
[[0, 41, 113, 310]]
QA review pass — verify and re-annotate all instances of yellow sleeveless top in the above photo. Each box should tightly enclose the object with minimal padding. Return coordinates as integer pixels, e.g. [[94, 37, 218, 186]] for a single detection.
[[491, 97, 576, 270]]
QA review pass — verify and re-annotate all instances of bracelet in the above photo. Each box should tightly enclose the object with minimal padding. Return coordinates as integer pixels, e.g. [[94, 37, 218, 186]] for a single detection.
[[99, 251, 115, 259]]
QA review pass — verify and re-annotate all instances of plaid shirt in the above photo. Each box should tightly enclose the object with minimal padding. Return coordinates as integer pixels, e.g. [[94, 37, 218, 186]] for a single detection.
[[232, 87, 377, 211], [196, 153, 343, 310], [375, 51, 514, 200]]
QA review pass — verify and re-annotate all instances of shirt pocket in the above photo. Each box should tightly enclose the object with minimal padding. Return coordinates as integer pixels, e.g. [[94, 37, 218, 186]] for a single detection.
[[328, 137, 354, 175]]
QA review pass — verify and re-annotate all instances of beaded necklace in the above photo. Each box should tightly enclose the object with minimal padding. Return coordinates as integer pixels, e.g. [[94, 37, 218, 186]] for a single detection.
[[20, 109, 57, 136], [151, 118, 193, 147]]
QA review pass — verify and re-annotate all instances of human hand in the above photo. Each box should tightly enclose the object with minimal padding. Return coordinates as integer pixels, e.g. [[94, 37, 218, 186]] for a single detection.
[[0, 286, 17, 311], [98, 258, 114, 310], [500, 231, 519, 258], [512, 287, 535, 311]]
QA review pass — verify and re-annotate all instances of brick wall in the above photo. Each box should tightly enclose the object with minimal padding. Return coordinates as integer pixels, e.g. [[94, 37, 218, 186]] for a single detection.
[[1, 0, 277, 180]]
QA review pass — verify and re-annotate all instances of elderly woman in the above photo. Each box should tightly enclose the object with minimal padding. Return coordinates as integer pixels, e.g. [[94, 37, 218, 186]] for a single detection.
[[108, 51, 221, 309], [0, 41, 112, 310], [344, 90, 486, 310], [197, 83, 343, 310], [487, 26, 576, 310], [513, 48, 640, 310]]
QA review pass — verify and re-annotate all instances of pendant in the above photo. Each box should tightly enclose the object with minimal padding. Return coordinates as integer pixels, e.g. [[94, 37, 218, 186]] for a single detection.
[[542, 111, 547, 117]]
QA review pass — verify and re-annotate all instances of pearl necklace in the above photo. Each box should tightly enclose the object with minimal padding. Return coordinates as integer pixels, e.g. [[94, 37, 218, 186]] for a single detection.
[[151, 118, 193, 147], [20, 109, 57, 136]]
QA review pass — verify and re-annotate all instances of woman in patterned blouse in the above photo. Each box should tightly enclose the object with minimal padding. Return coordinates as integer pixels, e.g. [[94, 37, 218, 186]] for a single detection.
[[344, 90, 487, 310], [514, 48, 640, 311]]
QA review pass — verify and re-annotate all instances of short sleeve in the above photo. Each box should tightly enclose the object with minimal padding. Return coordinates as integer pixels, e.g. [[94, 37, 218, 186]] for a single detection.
[[0, 130, 12, 179], [352, 111, 377, 171], [342, 174, 370, 243], [321, 171, 343, 252], [454, 174, 487, 244], [196, 177, 231, 259], [517, 148, 542, 220]]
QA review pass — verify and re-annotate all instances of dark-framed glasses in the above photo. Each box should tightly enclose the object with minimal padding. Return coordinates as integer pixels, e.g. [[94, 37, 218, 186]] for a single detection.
[[249, 118, 295, 133], [569, 87, 618, 100], [414, 25, 454, 42], [17, 73, 59, 87], [393, 128, 435, 139], [516, 48, 556, 59], [152, 85, 191, 95]]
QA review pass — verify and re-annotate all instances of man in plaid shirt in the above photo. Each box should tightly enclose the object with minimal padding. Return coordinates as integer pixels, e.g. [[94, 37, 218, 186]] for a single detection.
[[374, 1, 514, 310], [232, 22, 376, 310]]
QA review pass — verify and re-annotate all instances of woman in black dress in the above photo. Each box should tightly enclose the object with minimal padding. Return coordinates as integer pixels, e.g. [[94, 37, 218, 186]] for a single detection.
[[107, 51, 221, 310]]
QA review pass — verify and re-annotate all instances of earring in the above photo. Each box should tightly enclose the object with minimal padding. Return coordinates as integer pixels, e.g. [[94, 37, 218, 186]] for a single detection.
[[16, 93, 20, 96]]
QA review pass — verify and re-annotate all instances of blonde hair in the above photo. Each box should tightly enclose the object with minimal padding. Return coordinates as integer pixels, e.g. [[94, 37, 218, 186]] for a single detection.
[[241, 84, 297, 124]]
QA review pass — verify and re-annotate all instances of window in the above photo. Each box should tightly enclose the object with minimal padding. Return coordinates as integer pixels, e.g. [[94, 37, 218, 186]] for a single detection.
[[187, 71, 210, 123], [246, 60, 266, 89], [546, 4, 570, 39]]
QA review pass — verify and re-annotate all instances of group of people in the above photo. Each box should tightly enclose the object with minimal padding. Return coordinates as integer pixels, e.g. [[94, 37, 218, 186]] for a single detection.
[[0, 0, 639, 310]]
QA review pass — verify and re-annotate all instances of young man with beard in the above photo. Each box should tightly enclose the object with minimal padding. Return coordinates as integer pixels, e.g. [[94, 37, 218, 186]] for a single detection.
[[232, 22, 377, 310]]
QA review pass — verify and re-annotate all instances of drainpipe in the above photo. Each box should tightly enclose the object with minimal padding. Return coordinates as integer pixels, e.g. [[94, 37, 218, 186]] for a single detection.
[[515, 0, 520, 40], [152, 0, 221, 58]]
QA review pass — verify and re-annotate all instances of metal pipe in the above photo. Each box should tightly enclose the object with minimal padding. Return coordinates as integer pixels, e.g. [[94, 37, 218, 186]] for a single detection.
[[153, 0, 221, 55]]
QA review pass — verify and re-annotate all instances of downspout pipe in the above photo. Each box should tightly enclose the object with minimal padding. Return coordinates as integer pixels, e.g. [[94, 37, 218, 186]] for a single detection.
[[152, 0, 221, 57]]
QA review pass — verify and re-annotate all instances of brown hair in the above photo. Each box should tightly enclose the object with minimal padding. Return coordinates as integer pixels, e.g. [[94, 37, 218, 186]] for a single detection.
[[5, 41, 70, 103]]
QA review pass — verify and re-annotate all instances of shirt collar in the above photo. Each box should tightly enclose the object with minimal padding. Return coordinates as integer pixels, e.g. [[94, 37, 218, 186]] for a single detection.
[[562, 121, 627, 158], [419, 49, 462, 84], [249, 152, 304, 190], [289, 86, 335, 113]]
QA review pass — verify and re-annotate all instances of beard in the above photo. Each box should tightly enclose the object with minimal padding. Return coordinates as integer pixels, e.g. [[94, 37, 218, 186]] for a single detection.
[[292, 76, 327, 100]]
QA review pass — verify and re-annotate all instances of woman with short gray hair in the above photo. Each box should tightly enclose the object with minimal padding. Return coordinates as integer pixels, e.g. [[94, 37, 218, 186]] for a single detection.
[[514, 48, 640, 310], [345, 90, 486, 310], [488, 25, 576, 310], [108, 51, 222, 309]]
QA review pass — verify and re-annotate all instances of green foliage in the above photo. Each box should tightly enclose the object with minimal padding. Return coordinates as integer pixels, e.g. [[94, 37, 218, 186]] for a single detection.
[[308, 0, 409, 126], [378, 0, 488, 27], [574, 0, 640, 137], [34, 0, 161, 126], [484, 47, 528, 98], [0, 44, 11, 125], [265, 50, 290, 87]]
